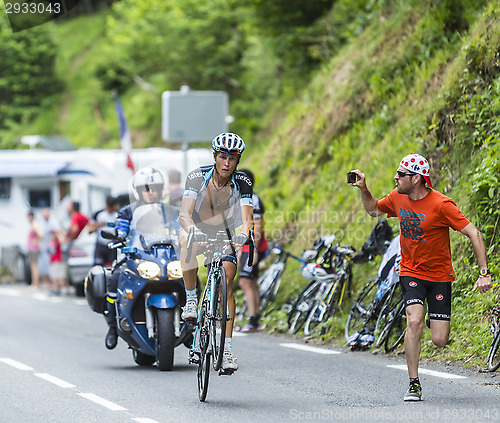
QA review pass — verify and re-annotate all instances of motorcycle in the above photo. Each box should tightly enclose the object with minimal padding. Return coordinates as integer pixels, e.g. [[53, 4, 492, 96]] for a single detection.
[[84, 202, 192, 371]]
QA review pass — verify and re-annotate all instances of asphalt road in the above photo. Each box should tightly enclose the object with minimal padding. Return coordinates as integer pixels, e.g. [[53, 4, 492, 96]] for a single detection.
[[1, 283, 499, 423]]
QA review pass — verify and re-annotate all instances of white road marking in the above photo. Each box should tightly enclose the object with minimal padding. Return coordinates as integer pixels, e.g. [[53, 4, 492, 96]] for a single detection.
[[133, 419, 161, 423], [34, 373, 76, 388], [78, 393, 128, 411], [387, 364, 467, 379], [280, 343, 341, 355], [0, 357, 34, 371]]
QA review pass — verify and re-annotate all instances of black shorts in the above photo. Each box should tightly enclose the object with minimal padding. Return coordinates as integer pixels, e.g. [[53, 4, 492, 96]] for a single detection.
[[94, 243, 116, 266], [400, 276, 452, 321], [239, 251, 265, 279]]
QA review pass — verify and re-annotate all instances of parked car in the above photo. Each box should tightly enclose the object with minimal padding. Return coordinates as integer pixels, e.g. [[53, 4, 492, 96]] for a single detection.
[[67, 229, 96, 297]]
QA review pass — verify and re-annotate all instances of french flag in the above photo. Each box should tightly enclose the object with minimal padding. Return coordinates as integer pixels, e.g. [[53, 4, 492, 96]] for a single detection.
[[113, 93, 135, 173]]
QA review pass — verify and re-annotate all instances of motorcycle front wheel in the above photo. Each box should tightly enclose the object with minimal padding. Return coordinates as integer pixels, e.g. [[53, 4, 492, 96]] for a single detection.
[[155, 308, 175, 371]]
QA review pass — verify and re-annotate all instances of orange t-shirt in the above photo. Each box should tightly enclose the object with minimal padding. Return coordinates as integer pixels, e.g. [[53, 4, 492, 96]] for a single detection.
[[377, 188, 470, 282]]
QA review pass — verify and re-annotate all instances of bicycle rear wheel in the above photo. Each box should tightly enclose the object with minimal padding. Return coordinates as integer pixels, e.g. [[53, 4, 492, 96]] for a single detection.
[[288, 282, 320, 334], [384, 301, 406, 353], [345, 276, 379, 341], [197, 302, 211, 402], [211, 267, 227, 371], [488, 321, 500, 372]]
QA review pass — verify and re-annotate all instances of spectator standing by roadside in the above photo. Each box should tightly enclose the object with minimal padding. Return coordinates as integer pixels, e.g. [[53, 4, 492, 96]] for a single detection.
[[26, 210, 43, 289], [88, 196, 118, 266], [47, 229, 66, 295], [66, 201, 89, 244], [167, 169, 184, 209], [38, 208, 60, 288], [237, 169, 268, 332]]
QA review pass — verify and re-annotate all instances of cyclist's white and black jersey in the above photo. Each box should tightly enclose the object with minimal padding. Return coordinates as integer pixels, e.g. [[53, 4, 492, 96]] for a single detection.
[[183, 164, 253, 235]]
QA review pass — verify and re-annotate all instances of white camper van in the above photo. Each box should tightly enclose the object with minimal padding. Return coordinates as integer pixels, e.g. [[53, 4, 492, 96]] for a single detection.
[[0, 146, 212, 291]]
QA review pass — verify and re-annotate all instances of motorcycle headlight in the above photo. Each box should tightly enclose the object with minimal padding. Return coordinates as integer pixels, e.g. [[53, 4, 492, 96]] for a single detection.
[[167, 260, 183, 280], [137, 261, 161, 280]]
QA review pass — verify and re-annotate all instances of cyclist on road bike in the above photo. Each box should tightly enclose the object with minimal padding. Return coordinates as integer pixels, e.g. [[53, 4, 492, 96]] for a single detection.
[[179, 132, 254, 372], [350, 153, 491, 401]]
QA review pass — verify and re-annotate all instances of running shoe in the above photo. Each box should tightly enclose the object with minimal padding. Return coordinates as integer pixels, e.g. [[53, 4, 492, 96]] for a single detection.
[[404, 380, 422, 401]]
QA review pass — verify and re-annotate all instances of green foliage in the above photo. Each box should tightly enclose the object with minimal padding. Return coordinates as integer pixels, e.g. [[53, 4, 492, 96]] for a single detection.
[[0, 21, 62, 145]]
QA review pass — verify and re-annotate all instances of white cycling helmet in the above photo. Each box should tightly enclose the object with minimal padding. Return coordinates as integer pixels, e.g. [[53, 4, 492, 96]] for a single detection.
[[301, 263, 317, 281], [132, 167, 165, 201], [313, 265, 339, 282], [212, 132, 245, 155]]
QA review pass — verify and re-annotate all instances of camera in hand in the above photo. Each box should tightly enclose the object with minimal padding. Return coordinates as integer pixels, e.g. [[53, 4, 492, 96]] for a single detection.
[[347, 172, 357, 184]]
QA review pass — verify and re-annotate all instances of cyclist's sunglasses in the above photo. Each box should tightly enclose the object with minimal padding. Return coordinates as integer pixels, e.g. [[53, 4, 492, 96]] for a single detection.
[[396, 170, 416, 178]]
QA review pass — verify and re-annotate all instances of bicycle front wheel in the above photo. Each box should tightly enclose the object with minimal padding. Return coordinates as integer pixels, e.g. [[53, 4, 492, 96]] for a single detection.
[[259, 266, 284, 315], [384, 301, 406, 353], [345, 276, 379, 341], [288, 282, 320, 334], [211, 267, 227, 371], [197, 301, 211, 402], [488, 322, 500, 372], [375, 283, 403, 347]]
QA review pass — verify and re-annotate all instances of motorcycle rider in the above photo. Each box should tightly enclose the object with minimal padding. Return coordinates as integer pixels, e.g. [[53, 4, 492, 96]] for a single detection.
[[105, 167, 165, 350]]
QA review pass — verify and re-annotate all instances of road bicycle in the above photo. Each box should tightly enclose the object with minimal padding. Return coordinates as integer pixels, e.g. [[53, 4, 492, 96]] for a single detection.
[[345, 235, 401, 350], [487, 305, 500, 372], [237, 245, 304, 320], [186, 228, 254, 401], [288, 244, 354, 335], [382, 296, 406, 353]]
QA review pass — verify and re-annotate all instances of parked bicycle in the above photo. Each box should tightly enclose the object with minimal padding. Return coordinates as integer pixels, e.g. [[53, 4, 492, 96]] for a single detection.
[[186, 228, 254, 402], [237, 245, 304, 320], [287, 236, 355, 335], [487, 304, 500, 372], [345, 235, 401, 350]]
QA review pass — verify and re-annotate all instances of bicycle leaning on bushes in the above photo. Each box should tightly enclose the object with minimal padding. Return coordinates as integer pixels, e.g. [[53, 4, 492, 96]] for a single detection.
[[237, 245, 304, 320], [345, 235, 402, 350], [186, 228, 254, 402]]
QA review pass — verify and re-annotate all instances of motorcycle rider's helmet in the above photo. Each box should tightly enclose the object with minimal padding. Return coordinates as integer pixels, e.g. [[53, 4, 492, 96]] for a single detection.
[[212, 132, 245, 156], [132, 167, 165, 203]]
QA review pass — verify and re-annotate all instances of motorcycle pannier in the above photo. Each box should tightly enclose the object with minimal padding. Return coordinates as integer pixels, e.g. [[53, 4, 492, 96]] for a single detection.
[[85, 265, 110, 314]]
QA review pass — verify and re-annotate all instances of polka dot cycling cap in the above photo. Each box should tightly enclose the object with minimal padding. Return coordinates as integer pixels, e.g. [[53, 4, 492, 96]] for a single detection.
[[400, 154, 432, 187]]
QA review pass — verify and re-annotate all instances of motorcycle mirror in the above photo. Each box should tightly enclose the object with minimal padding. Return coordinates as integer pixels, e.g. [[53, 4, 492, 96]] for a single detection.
[[101, 227, 118, 240]]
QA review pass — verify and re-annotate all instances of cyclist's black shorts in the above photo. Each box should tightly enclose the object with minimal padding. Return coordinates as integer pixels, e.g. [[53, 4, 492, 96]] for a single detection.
[[400, 276, 451, 321], [239, 251, 266, 279]]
